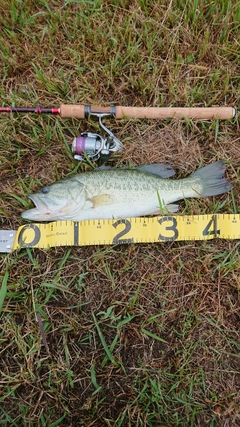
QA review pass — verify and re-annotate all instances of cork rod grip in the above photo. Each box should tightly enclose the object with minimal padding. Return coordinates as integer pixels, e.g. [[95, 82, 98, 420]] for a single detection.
[[60, 104, 236, 120]]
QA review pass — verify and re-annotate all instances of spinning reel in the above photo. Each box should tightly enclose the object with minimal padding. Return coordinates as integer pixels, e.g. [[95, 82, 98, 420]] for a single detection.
[[71, 113, 123, 162]]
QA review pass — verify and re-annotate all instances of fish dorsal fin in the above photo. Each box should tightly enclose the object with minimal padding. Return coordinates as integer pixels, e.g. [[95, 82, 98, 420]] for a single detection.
[[94, 165, 114, 171], [136, 163, 175, 178], [95, 163, 175, 178]]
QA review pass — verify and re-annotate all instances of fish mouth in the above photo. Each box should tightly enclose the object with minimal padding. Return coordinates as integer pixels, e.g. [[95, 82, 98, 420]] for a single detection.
[[21, 195, 53, 220]]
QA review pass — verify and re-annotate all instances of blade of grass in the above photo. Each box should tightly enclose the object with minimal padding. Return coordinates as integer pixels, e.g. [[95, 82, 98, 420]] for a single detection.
[[92, 313, 119, 367], [0, 270, 8, 313], [90, 362, 102, 396], [40, 282, 74, 294], [141, 328, 167, 343]]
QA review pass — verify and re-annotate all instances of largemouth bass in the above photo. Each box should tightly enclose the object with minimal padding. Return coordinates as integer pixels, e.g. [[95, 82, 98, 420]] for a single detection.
[[21, 161, 232, 221]]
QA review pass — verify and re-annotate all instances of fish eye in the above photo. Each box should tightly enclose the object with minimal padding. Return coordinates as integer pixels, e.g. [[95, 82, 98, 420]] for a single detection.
[[42, 186, 50, 194]]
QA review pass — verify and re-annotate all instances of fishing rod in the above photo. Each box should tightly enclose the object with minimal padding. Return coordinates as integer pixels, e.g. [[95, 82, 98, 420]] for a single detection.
[[0, 104, 236, 119], [0, 104, 236, 162]]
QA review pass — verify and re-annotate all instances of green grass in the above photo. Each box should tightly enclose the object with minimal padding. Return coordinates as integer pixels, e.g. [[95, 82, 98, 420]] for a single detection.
[[0, 0, 240, 426]]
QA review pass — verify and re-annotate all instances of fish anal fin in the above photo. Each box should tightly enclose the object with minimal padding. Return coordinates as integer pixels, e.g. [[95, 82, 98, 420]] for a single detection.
[[150, 204, 179, 215], [164, 204, 179, 213]]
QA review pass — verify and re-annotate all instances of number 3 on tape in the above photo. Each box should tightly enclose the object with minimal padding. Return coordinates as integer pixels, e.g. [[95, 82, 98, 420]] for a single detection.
[[158, 216, 179, 241]]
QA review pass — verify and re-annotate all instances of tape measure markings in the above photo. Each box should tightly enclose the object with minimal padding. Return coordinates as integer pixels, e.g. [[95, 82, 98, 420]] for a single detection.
[[0, 214, 237, 252]]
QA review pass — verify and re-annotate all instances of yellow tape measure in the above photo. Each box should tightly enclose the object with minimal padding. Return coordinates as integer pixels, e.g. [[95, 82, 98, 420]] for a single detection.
[[6, 214, 240, 251]]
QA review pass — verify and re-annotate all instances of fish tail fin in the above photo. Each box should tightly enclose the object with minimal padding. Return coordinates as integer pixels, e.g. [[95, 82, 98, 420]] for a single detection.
[[190, 161, 233, 197]]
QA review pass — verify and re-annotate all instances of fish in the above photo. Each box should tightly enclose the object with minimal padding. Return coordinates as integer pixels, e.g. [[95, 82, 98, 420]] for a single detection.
[[21, 161, 232, 222]]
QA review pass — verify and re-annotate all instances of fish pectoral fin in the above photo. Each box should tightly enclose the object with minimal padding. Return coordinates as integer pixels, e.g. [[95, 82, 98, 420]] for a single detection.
[[151, 204, 179, 215], [88, 194, 113, 208]]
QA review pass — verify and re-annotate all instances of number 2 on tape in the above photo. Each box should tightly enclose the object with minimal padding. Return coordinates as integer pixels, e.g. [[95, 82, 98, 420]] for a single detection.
[[112, 219, 134, 244]]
